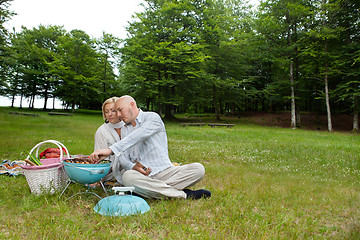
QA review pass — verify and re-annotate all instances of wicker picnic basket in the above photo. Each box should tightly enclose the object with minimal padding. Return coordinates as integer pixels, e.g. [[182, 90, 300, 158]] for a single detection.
[[21, 140, 69, 195]]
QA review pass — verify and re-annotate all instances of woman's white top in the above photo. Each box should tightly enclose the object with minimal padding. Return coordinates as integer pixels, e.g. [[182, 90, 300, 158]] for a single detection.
[[94, 121, 125, 183], [94, 122, 124, 162]]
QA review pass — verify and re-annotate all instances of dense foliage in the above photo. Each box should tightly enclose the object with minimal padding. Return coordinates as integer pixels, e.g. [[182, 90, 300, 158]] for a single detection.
[[0, 0, 359, 130]]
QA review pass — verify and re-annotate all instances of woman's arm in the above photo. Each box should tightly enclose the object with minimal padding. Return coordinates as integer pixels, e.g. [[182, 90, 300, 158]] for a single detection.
[[94, 126, 108, 150]]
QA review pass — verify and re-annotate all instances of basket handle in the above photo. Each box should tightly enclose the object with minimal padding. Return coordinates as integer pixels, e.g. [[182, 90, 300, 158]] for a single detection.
[[26, 140, 70, 162]]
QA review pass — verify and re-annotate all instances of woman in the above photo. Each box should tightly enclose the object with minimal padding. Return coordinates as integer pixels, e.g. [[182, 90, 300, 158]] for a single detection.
[[94, 97, 124, 184]]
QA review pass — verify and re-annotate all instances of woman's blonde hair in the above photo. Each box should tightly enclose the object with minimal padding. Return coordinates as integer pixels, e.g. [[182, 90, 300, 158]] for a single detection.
[[102, 97, 119, 121]]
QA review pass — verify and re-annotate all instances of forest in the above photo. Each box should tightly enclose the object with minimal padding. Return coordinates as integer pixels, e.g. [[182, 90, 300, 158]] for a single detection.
[[0, 0, 359, 131]]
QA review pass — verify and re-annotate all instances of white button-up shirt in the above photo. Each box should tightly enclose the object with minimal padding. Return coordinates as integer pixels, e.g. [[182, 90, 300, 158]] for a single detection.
[[109, 110, 173, 176]]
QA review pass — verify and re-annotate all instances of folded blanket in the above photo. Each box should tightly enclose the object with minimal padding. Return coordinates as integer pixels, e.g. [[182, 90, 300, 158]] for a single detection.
[[0, 160, 25, 176]]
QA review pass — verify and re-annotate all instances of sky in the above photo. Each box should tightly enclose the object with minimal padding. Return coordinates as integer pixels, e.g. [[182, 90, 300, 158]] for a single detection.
[[5, 0, 259, 39], [1, 0, 259, 108], [2, 0, 146, 107], [5, 0, 146, 39]]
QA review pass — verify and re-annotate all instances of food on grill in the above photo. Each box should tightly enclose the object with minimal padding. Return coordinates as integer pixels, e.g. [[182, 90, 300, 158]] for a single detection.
[[64, 157, 92, 164], [64, 156, 109, 164]]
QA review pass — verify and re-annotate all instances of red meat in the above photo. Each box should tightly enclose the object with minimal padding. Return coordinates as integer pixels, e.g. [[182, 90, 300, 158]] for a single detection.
[[39, 148, 67, 159]]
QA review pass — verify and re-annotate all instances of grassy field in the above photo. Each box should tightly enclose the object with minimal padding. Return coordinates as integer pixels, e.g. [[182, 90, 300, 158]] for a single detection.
[[0, 107, 359, 239]]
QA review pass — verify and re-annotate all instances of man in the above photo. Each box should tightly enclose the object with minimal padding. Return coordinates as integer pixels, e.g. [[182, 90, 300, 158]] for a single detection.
[[90, 95, 211, 200]]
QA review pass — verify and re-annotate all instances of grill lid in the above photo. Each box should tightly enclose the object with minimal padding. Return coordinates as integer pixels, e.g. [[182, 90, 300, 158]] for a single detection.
[[94, 187, 150, 216]]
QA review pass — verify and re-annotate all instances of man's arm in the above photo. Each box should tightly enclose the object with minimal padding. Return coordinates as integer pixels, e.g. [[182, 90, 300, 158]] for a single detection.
[[110, 112, 164, 156], [90, 148, 113, 163]]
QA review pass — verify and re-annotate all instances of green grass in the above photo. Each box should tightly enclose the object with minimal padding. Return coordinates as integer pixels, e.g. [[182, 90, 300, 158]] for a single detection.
[[0, 107, 359, 239]]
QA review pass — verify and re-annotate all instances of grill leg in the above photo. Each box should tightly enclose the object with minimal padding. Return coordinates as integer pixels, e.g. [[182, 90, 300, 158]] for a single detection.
[[59, 180, 109, 200], [59, 180, 73, 198], [99, 181, 109, 197]]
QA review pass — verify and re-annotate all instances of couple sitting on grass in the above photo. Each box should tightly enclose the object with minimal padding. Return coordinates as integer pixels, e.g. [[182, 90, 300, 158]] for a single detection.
[[91, 95, 211, 200]]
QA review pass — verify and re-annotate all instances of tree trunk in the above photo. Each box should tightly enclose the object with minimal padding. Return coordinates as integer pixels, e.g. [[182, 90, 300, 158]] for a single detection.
[[213, 83, 221, 120], [158, 103, 162, 116], [324, 39, 333, 132], [146, 98, 150, 111], [11, 94, 15, 108], [43, 84, 48, 110], [287, 11, 296, 129], [324, 72, 332, 132], [32, 95, 35, 108], [103, 54, 107, 100], [296, 109, 301, 127], [321, 0, 333, 132], [19, 91, 23, 109], [29, 95, 34, 108], [164, 104, 176, 120], [290, 60, 296, 129], [71, 102, 76, 113], [219, 98, 223, 114], [353, 94, 359, 132]]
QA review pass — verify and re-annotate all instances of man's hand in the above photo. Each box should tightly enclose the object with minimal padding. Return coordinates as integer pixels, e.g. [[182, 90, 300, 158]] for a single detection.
[[90, 148, 113, 163], [133, 160, 151, 175]]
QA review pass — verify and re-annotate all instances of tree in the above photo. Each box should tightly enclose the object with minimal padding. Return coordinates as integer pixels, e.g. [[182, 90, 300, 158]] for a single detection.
[[52, 30, 103, 111], [121, 0, 256, 118], [194, 0, 255, 119], [96, 32, 121, 101], [121, 0, 208, 118], [257, 0, 313, 128], [334, 0, 360, 132], [0, 0, 15, 94], [300, 0, 346, 132], [10, 25, 65, 109], [318, 0, 339, 132]]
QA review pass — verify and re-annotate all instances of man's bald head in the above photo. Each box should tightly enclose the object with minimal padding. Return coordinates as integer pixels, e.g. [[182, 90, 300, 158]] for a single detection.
[[118, 95, 137, 107], [115, 95, 139, 126]]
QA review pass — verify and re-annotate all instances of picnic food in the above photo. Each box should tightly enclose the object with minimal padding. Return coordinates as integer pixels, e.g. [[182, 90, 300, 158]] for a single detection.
[[3, 163, 19, 169], [24, 159, 37, 166], [39, 147, 67, 159], [25, 153, 42, 166], [64, 156, 109, 164], [64, 156, 92, 164]]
